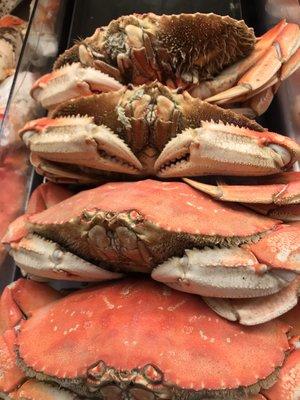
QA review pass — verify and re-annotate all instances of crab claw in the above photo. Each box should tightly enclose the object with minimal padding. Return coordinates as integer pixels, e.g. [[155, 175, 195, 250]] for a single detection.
[[153, 222, 300, 307], [203, 276, 300, 326], [3, 183, 123, 282], [9, 233, 124, 281], [31, 63, 124, 109], [10, 379, 80, 399], [204, 22, 300, 106], [19, 116, 143, 182], [155, 121, 300, 177], [152, 246, 297, 299]]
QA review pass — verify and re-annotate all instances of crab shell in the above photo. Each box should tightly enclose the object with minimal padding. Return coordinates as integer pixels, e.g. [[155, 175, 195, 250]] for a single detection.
[[0, 279, 82, 399], [12, 278, 292, 399], [54, 13, 255, 87], [3, 179, 300, 317], [20, 82, 300, 183], [36, 14, 300, 116], [0, 15, 25, 82]]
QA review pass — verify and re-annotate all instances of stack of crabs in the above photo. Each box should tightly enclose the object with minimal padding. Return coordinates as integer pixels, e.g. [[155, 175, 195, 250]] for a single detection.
[[0, 12, 300, 399]]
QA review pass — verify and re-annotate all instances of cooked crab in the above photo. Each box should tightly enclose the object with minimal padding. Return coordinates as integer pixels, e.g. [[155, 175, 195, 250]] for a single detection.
[[32, 13, 300, 116], [19, 82, 300, 183], [0, 15, 26, 83], [0, 149, 28, 266], [0, 277, 297, 399], [3, 179, 300, 324], [184, 171, 300, 222], [0, 278, 80, 399]]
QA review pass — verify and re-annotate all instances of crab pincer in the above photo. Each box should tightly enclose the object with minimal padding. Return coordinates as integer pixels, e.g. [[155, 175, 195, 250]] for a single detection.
[[155, 121, 300, 177]]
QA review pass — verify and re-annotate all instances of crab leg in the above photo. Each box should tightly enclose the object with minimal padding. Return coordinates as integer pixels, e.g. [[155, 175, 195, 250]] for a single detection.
[[155, 121, 300, 177], [184, 172, 300, 204], [203, 22, 300, 106], [31, 63, 124, 110], [152, 223, 300, 300], [19, 116, 143, 180]]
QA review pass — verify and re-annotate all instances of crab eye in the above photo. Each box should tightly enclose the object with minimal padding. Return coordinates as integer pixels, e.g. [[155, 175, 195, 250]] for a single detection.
[[268, 144, 291, 165]]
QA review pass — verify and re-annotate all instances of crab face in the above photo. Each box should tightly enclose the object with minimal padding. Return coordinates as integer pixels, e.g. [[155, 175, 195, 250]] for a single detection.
[[20, 82, 300, 183], [3, 179, 300, 325]]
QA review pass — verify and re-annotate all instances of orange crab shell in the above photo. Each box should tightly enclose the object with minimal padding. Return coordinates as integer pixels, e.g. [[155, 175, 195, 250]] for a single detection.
[[28, 179, 279, 238], [17, 278, 290, 397]]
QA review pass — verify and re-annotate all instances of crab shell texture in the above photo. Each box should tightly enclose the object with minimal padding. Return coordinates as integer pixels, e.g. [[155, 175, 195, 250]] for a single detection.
[[11, 278, 292, 399], [0, 15, 25, 82], [54, 13, 255, 87], [21, 82, 300, 183], [0, 279, 85, 399], [46, 14, 300, 117]]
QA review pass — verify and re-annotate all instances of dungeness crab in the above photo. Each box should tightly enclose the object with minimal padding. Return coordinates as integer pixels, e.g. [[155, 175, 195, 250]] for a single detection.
[[0, 277, 299, 399], [3, 179, 300, 325], [31, 13, 300, 116], [20, 82, 300, 183]]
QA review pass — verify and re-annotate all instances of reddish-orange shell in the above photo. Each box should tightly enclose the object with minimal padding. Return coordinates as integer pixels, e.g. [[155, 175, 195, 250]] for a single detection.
[[29, 179, 279, 237], [18, 279, 290, 392]]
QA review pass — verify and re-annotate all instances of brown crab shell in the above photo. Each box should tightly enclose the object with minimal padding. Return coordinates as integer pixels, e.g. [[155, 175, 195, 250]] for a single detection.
[[54, 13, 255, 85], [27, 180, 279, 272], [17, 278, 290, 399]]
